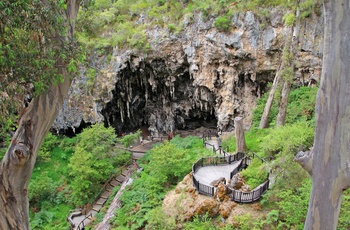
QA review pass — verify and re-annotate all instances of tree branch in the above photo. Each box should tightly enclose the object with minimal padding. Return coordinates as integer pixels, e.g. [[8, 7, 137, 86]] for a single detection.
[[294, 150, 313, 176]]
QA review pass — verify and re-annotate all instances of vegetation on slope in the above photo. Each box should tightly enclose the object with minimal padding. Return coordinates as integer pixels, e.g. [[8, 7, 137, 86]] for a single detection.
[[1, 84, 348, 229], [27, 124, 132, 229], [75, 0, 320, 54], [111, 136, 214, 229]]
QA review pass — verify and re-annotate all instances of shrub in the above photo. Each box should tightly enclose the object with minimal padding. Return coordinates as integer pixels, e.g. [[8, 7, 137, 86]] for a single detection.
[[95, 0, 110, 10], [240, 157, 268, 189], [30, 210, 54, 229], [86, 67, 97, 90], [118, 130, 141, 147], [69, 124, 118, 206], [29, 174, 56, 207], [113, 136, 211, 229], [259, 122, 314, 158], [273, 179, 311, 229], [283, 12, 295, 26], [214, 16, 231, 32], [37, 132, 60, 163]]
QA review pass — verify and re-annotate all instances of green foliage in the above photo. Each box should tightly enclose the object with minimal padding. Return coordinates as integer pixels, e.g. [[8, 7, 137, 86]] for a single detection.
[[214, 16, 231, 32], [222, 135, 236, 153], [0, 0, 79, 123], [30, 135, 76, 229], [145, 206, 176, 230], [231, 213, 263, 230], [113, 135, 211, 229], [339, 190, 350, 229], [285, 86, 318, 125], [37, 133, 60, 163], [272, 179, 311, 229], [252, 86, 318, 128], [251, 86, 279, 128], [119, 130, 141, 147], [299, 0, 315, 19], [95, 0, 111, 10], [260, 122, 314, 158], [280, 67, 294, 82], [69, 124, 121, 206], [283, 13, 295, 26], [86, 67, 97, 90], [30, 210, 54, 230], [183, 213, 215, 230], [240, 158, 268, 189], [29, 174, 56, 207]]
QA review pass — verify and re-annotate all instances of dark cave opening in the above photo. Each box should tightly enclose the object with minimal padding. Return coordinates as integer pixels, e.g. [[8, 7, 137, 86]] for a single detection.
[[101, 59, 218, 135], [54, 119, 92, 137]]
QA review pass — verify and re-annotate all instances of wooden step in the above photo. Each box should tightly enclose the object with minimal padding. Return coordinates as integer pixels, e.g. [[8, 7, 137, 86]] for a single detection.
[[106, 184, 114, 192], [110, 180, 120, 187]]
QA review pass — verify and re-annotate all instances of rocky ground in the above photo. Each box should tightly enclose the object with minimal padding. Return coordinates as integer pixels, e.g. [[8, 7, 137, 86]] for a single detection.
[[162, 173, 266, 228]]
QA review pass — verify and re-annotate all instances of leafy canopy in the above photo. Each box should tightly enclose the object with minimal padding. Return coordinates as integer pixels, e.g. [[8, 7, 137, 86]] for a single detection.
[[0, 0, 79, 123]]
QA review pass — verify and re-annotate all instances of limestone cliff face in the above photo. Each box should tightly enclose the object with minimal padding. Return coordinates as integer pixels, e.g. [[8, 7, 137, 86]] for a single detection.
[[53, 10, 323, 134]]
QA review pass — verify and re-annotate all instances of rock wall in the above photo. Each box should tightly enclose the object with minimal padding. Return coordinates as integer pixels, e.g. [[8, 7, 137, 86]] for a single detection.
[[53, 10, 323, 135]]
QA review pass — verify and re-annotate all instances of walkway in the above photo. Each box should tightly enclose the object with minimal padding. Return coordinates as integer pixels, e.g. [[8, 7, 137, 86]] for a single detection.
[[193, 161, 241, 185], [68, 141, 157, 230], [68, 165, 135, 230], [194, 137, 239, 185]]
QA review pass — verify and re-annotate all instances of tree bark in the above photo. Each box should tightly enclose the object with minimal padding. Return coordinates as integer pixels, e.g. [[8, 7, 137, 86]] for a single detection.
[[234, 117, 246, 153], [276, 80, 292, 126], [259, 71, 280, 129], [276, 5, 301, 127], [0, 1, 80, 229], [295, 0, 350, 229]]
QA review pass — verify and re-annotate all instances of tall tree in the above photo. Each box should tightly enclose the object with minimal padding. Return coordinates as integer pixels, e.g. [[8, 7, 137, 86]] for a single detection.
[[0, 0, 80, 229], [260, 1, 300, 128], [295, 0, 350, 229]]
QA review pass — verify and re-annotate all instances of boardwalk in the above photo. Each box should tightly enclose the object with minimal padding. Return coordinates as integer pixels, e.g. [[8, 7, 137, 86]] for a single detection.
[[193, 161, 241, 185], [68, 141, 156, 229]]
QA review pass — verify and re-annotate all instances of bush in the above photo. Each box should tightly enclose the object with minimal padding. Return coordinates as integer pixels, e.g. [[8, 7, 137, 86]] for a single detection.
[[240, 158, 269, 189], [273, 179, 311, 229], [29, 174, 56, 207], [37, 132, 60, 163], [259, 122, 314, 158], [119, 130, 141, 147], [283, 12, 295, 26], [30, 210, 54, 229], [69, 124, 118, 206], [214, 16, 231, 32], [113, 136, 212, 229]]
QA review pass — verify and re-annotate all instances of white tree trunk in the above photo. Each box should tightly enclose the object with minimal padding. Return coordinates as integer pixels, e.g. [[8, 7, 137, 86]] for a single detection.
[[259, 72, 280, 129], [276, 80, 291, 127], [234, 117, 246, 153], [295, 0, 350, 229], [0, 1, 80, 229], [276, 5, 300, 127]]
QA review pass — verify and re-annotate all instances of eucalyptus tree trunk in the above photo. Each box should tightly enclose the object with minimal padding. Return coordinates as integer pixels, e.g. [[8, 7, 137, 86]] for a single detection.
[[295, 0, 350, 229], [276, 5, 301, 127], [234, 117, 246, 152], [0, 1, 80, 229], [259, 69, 281, 129]]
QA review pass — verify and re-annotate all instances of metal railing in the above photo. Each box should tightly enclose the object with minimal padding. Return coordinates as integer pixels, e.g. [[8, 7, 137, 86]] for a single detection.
[[228, 178, 270, 203], [192, 132, 270, 203], [192, 152, 245, 197], [76, 212, 93, 230]]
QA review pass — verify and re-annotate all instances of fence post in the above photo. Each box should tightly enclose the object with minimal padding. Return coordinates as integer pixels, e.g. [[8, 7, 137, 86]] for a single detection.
[[252, 190, 255, 202]]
